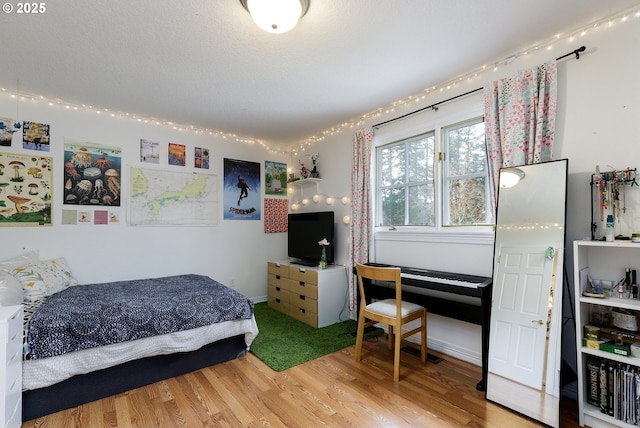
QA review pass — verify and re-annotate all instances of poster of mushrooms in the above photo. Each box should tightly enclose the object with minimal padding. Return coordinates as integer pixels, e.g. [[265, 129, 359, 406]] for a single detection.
[[63, 140, 122, 206], [0, 151, 53, 226]]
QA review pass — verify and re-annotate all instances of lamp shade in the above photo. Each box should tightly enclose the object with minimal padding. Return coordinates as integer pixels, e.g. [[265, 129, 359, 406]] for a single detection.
[[244, 0, 305, 34]]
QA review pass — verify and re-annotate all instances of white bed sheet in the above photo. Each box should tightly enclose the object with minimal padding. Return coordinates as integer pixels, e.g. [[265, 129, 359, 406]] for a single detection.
[[23, 315, 259, 391]]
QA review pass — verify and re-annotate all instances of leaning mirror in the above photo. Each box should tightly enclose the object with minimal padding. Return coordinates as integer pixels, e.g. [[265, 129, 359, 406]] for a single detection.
[[486, 159, 568, 428]]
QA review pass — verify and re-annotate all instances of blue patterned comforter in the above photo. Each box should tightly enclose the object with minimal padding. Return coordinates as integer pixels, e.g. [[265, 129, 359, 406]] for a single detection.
[[27, 274, 254, 360]]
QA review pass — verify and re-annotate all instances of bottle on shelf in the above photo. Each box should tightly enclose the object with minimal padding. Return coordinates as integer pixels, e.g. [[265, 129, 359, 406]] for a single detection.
[[606, 214, 615, 241]]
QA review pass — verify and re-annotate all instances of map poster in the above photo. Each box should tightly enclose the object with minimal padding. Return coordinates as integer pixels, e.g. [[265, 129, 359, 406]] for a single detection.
[[128, 166, 218, 226], [223, 158, 260, 220]]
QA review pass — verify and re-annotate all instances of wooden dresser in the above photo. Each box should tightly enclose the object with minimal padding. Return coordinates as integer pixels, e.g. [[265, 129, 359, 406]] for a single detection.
[[267, 261, 348, 328]]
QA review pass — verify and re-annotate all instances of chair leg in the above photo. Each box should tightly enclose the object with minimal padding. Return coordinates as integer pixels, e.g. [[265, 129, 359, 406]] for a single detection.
[[393, 324, 402, 381], [354, 310, 366, 362], [420, 309, 427, 364], [387, 325, 394, 350]]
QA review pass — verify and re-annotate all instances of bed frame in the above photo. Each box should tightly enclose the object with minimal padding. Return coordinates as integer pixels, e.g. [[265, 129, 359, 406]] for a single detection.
[[22, 334, 247, 421]]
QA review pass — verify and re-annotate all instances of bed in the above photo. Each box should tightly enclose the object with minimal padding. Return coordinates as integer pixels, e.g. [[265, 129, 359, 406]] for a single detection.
[[0, 252, 259, 421]]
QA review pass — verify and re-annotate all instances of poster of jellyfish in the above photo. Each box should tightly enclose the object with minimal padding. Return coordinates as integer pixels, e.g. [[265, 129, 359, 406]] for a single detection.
[[63, 140, 122, 206], [223, 158, 260, 220]]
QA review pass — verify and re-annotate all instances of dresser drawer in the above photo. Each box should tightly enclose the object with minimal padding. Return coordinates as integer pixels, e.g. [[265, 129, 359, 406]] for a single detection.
[[288, 266, 318, 285], [290, 305, 318, 328], [289, 292, 317, 313], [268, 283, 291, 302], [267, 272, 290, 291], [287, 278, 318, 300], [268, 294, 291, 315], [267, 262, 290, 277]]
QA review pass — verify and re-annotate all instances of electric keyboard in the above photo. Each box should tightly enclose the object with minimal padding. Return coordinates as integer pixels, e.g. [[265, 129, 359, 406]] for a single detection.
[[358, 262, 492, 391]]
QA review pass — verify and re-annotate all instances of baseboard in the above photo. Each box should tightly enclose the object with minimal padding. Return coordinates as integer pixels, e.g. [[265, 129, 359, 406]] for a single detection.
[[405, 334, 482, 367]]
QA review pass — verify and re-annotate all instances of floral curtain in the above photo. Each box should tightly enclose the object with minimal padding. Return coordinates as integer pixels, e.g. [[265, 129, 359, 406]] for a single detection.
[[349, 127, 373, 311], [483, 60, 558, 210]]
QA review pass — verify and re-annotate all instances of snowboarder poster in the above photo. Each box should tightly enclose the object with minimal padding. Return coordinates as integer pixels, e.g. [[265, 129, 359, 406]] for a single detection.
[[223, 158, 261, 220]]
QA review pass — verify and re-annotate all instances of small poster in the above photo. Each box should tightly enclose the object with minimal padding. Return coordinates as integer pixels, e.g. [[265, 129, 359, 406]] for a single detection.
[[23, 121, 50, 151], [168, 143, 185, 166], [195, 147, 209, 169], [140, 139, 160, 164], [0, 117, 16, 146], [265, 160, 287, 196]]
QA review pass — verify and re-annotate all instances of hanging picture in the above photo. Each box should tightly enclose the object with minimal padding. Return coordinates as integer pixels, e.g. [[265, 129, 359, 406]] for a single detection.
[[168, 142, 185, 166], [223, 158, 260, 220], [63, 140, 122, 206], [265, 160, 287, 196], [0, 117, 16, 147], [0, 151, 52, 226], [140, 139, 160, 164], [264, 198, 288, 233], [22, 121, 50, 151], [195, 147, 209, 169]]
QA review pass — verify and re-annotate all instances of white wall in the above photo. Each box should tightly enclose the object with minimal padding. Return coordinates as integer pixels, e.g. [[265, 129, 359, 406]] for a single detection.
[[313, 17, 640, 366], [0, 95, 291, 302]]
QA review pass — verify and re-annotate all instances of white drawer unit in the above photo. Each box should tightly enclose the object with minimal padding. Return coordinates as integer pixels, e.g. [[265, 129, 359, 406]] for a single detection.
[[267, 261, 348, 328], [0, 305, 22, 428]]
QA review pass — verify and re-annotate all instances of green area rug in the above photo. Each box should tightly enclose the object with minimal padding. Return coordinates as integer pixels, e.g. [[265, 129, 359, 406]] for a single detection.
[[250, 302, 383, 371]]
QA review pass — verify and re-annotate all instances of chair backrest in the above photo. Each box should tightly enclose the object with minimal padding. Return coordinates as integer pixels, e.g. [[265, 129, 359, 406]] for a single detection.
[[355, 263, 402, 306]]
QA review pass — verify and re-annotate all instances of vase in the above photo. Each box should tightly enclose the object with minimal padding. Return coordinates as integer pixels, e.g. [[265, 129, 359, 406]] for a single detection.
[[320, 246, 327, 269]]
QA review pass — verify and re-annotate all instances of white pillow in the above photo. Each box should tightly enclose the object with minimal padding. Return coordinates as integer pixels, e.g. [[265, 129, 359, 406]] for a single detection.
[[11, 257, 78, 301], [0, 271, 23, 307], [0, 250, 40, 273]]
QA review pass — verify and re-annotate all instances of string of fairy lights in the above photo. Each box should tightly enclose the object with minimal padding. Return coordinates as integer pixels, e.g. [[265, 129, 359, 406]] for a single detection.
[[1, 4, 639, 158]]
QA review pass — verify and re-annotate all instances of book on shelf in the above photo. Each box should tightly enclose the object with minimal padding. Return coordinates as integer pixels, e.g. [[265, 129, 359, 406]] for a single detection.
[[599, 327, 640, 345], [582, 338, 631, 356], [600, 340, 631, 357], [586, 356, 600, 406], [588, 355, 640, 423]]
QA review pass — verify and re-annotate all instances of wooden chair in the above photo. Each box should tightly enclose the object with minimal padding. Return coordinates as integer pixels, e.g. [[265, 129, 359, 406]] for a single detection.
[[354, 263, 427, 381]]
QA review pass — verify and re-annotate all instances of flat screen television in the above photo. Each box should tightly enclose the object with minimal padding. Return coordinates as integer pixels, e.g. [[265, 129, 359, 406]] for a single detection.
[[288, 211, 335, 267]]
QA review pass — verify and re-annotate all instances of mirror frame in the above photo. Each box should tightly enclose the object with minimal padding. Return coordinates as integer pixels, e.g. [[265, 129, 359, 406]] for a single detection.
[[486, 159, 568, 428]]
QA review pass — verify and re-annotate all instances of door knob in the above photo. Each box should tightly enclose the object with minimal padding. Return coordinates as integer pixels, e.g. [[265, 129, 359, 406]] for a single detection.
[[532, 319, 544, 325]]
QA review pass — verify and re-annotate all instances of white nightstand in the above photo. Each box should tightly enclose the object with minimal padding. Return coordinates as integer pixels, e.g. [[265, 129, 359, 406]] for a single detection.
[[0, 305, 22, 428]]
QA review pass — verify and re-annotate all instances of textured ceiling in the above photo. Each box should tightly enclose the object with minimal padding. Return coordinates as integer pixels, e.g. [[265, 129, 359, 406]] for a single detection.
[[1, 0, 639, 147]]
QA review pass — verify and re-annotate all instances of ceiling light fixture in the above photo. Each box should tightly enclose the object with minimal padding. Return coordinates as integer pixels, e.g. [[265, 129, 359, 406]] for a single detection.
[[240, 0, 310, 34], [499, 167, 526, 188]]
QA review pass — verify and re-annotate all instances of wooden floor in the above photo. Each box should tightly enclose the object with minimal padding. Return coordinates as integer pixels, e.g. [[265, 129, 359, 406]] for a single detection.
[[22, 337, 581, 427]]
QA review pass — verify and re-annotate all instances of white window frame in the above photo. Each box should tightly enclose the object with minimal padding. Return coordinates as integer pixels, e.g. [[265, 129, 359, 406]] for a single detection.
[[372, 101, 493, 244], [442, 116, 492, 226]]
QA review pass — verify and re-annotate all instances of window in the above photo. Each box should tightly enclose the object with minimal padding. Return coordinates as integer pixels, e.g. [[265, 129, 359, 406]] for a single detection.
[[376, 116, 490, 228], [443, 118, 491, 225]]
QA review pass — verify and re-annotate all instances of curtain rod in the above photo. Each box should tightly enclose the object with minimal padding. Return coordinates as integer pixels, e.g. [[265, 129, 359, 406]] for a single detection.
[[373, 45, 586, 128]]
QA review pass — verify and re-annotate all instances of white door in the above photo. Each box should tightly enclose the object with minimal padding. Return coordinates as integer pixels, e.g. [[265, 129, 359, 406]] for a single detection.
[[488, 245, 556, 390]]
